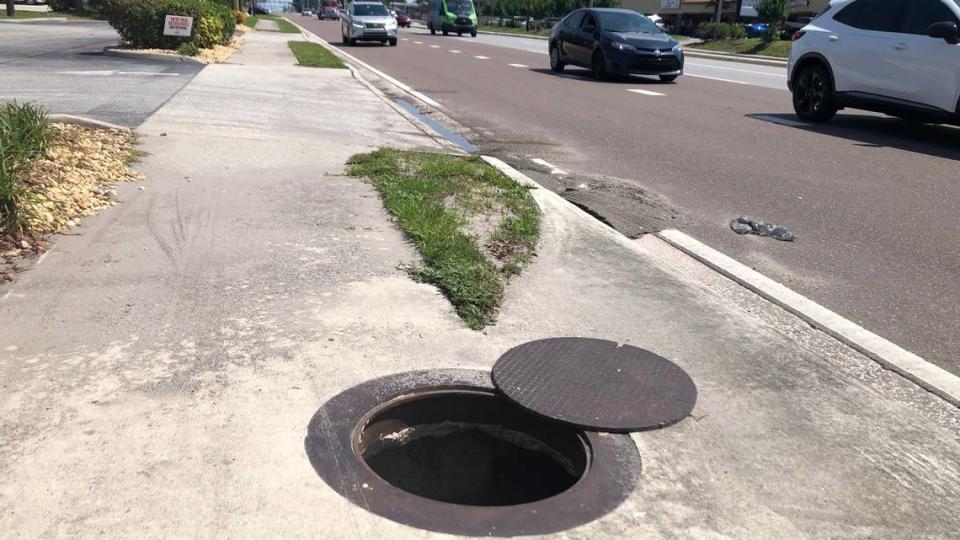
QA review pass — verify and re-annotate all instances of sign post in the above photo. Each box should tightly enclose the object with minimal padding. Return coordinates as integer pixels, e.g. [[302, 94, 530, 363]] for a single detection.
[[163, 15, 194, 37]]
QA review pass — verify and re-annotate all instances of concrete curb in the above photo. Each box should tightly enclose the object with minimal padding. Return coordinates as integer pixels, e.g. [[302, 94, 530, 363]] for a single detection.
[[288, 18, 443, 110], [102, 47, 206, 64], [684, 48, 788, 68], [0, 17, 69, 23], [482, 156, 960, 409], [48, 114, 130, 131], [656, 229, 960, 408]]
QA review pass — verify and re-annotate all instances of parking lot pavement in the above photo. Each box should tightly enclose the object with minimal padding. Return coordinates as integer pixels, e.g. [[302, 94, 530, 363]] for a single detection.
[[0, 21, 203, 127]]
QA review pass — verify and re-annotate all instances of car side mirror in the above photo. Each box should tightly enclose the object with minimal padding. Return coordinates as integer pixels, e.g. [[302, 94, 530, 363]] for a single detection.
[[927, 21, 960, 44]]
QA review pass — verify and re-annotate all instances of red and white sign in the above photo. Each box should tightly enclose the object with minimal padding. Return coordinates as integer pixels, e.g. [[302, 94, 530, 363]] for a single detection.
[[163, 15, 193, 37]]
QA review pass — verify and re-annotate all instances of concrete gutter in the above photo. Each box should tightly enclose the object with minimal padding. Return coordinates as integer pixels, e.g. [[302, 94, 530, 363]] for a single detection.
[[102, 47, 206, 64]]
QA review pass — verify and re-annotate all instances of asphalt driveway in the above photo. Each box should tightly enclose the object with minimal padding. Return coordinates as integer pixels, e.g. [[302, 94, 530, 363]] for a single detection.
[[0, 20, 203, 127]]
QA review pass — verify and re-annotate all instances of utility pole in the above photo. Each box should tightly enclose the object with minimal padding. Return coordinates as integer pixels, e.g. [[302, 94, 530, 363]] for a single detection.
[[714, 0, 723, 22], [6, 0, 15, 18]]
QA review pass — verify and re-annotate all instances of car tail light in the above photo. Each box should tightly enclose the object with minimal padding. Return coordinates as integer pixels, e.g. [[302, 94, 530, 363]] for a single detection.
[[792, 31, 806, 41]]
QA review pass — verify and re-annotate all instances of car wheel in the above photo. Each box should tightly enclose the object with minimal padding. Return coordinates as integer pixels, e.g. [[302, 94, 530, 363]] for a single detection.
[[442, 29, 449, 36], [591, 50, 607, 80], [430, 25, 436, 35], [389, 38, 398, 46], [792, 63, 838, 122], [549, 45, 565, 73], [458, 32, 462, 36], [471, 31, 477, 37], [659, 75, 678, 83]]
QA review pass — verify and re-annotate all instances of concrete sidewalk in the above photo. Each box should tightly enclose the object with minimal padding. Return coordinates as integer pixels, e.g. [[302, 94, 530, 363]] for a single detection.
[[1, 30, 959, 539]]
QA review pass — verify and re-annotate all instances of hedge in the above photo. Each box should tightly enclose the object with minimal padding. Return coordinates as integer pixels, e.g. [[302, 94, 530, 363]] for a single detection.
[[697, 22, 748, 41], [102, 0, 236, 50]]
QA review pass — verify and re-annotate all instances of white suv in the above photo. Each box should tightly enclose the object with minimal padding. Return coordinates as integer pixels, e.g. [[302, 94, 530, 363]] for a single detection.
[[788, 0, 960, 123]]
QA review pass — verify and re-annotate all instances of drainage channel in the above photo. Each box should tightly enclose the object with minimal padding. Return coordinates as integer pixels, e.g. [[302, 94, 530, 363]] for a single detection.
[[305, 339, 698, 537], [393, 98, 478, 153]]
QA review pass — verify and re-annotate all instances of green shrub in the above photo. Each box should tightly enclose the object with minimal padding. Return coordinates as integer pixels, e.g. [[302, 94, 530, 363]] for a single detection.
[[697, 22, 747, 40], [47, 0, 75, 11], [177, 41, 200, 55], [102, 0, 234, 50], [0, 102, 53, 237]]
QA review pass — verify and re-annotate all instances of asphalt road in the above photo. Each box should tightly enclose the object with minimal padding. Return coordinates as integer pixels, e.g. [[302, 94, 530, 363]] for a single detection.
[[0, 21, 203, 127], [295, 17, 960, 375]]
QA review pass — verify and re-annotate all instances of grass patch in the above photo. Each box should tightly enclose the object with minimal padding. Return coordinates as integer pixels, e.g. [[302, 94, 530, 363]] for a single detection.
[[346, 148, 541, 330], [288, 41, 345, 68], [0, 10, 97, 20], [262, 14, 300, 33], [478, 24, 549, 37], [245, 15, 259, 28], [689, 38, 792, 58]]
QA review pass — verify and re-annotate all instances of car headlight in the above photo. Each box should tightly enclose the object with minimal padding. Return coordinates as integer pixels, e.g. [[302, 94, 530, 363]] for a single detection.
[[611, 42, 635, 52], [352, 21, 364, 28], [672, 43, 683, 53], [386, 21, 397, 29]]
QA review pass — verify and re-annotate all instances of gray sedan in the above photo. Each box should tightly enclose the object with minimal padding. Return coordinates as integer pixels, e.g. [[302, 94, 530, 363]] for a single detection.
[[341, 1, 398, 46]]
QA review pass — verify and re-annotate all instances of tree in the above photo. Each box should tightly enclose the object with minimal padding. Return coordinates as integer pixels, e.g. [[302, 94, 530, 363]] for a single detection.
[[755, 0, 788, 41]]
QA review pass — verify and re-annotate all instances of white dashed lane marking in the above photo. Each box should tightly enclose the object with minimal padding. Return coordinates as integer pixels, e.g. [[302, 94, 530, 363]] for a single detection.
[[627, 89, 666, 96], [474, 55, 490, 60], [430, 44, 441, 48], [450, 49, 462, 53], [413, 41, 423, 44], [508, 63, 529, 68]]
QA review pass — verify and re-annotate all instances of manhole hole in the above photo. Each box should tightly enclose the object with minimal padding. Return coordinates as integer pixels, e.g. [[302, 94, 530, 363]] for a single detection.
[[306, 369, 641, 537], [493, 338, 698, 432], [361, 389, 587, 506]]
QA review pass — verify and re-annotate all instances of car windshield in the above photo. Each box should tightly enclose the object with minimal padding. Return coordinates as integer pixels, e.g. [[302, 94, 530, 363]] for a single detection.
[[353, 4, 389, 16], [446, 0, 474, 16], [597, 11, 661, 33]]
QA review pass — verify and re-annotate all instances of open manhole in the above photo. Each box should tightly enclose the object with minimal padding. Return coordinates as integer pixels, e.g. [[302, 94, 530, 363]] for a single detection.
[[361, 389, 587, 506], [306, 369, 641, 537]]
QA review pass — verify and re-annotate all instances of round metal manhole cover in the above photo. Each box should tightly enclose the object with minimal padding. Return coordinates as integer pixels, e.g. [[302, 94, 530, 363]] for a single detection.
[[492, 338, 697, 432]]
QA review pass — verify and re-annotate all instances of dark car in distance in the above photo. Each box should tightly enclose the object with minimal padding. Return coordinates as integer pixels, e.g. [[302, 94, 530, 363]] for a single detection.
[[549, 8, 683, 81], [395, 11, 410, 27]]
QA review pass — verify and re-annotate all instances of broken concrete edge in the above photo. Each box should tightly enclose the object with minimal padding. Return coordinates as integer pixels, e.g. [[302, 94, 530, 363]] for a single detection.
[[656, 228, 960, 409], [342, 64, 466, 156], [288, 18, 444, 111], [102, 47, 206, 64], [47, 114, 130, 132]]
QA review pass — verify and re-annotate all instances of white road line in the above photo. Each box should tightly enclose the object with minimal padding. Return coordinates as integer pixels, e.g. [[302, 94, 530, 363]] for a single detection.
[[508, 63, 529, 68], [429, 44, 441, 48], [752, 114, 810, 128], [685, 73, 750, 85], [657, 229, 960, 408], [474, 55, 490, 60], [531, 158, 567, 175], [401, 38, 409, 41], [627, 89, 666, 96], [686, 62, 787, 78], [449, 49, 462, 53], [413, 41, 423, 44]]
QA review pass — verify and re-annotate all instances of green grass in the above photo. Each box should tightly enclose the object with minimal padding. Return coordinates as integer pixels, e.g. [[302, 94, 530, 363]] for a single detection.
[[261, 14, 301, 33], [347, 148, 541, 330], [689, 38, 793, 58], [0, 101, 53, 237], [478, 24, 549, 37], [0, 10, 98, 20], [245, 15, 259, 28], [288, 41, 345, 68]]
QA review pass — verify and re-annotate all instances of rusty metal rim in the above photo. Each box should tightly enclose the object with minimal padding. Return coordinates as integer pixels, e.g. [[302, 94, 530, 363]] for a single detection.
[[304, 369, 642, 537]]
